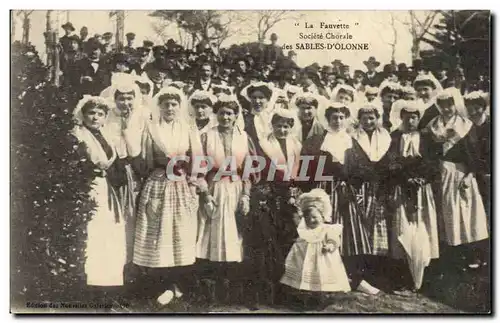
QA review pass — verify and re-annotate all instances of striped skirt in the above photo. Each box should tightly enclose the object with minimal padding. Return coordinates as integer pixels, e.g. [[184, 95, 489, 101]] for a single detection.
[[357, 182, 389, 256], [319, 181, 372, 256], [133, 170, 199, 268], [196, 178, 244, 262]]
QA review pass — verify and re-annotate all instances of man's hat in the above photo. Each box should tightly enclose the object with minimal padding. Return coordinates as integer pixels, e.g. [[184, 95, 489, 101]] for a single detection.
[[331, 59, 342, 66], [383, 64, 397, 74], [62, 22, 75, 32], [143, 40, 154, 48], [102, 32, 113, 40], [363, 56, 380, 67], [126, 32, 136, 40]]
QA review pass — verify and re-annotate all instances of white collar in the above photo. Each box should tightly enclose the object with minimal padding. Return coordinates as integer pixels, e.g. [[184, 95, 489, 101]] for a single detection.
[[353, 127, 391, 162]]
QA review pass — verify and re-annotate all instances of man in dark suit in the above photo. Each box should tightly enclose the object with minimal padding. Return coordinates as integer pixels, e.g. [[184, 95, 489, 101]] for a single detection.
[[262, 33, 284, 66], [76, 38, 111, 96], [194, 62, 215, 91], [129, 46, 151, 76], [79, 26, 89, 50], [124, 32, 137, 57], [61, 35, 86, 85], [102, 32, 115, 54], [60, 22, 78, 53], [362, 56, 383, 87], [144, 45, 167, 78]]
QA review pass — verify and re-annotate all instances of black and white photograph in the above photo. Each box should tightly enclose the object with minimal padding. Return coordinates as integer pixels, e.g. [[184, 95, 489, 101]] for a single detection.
[[10, 9, 491, 314]]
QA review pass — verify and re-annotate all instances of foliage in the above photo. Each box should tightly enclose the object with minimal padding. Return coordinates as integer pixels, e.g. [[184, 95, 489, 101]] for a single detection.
[[421, 10, 490, 79], [11, 42, 96, 306], [150, 10, 236, 48]]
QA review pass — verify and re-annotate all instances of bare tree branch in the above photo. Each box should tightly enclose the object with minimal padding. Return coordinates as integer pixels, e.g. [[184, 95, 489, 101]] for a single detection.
[[249, 10, 303, 43]]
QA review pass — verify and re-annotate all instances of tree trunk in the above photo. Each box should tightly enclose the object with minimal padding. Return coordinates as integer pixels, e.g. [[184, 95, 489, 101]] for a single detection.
[[411, 39, 420, 61], [115, 10, 125, 52], [257, 32, 264, 44], [22, 15, 30, 45], [191, 33, 197, 50], [45, 10, 53, 67]]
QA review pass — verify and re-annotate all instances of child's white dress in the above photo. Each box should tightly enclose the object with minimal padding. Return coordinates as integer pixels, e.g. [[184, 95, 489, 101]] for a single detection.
[[280, 223, 351, 292]]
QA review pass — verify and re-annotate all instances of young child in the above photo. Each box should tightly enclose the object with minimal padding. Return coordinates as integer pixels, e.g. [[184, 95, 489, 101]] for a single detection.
[[280, 189, 351, 309]]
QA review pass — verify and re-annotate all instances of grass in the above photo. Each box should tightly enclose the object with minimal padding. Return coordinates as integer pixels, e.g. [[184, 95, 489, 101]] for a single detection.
[[104, 261, 489, 314]]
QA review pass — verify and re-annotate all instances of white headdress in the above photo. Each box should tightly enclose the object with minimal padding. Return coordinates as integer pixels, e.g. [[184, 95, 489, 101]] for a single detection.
[[413, 73, 443, 93], [290, 91, 328, 139], [390, 99, 426, 131], [212, 83, 235, 97], [73, 95, 112, 125], [350, 102, 384, 129], [100, 72, 145, 117], [240, 81, 276, 106], [150, 86, 190, 123], [464, 90, 490, 117], [435, 87, 467, 117], [213, 93, 246, 130], [134, 73, 154, 98], [188, 90, 218, 118]]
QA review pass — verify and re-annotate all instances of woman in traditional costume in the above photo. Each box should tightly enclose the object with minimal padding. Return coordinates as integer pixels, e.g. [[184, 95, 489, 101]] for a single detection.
[[386, 100, 440, 293], [101, 74, 147, 263], [328, 84, 361, 133], [464, 91, 491, 210], [188, 90, 218, 135], [290, 92, 326, 143], [413, 73, 443, 129], [427, 88, 489, 269], [196, 95, 256, 300], [259, 108, 303, 276], [72, 96, 128, 302], [377, 81, 402, 131], [242, 82, 293, 306], [125, 86, 205, 306], [301, 101, 378, 294], [345, 104, 392, 292]]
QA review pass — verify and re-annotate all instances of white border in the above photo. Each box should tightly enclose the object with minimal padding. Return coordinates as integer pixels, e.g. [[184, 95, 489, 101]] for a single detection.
[[3, 1, 497, 321]]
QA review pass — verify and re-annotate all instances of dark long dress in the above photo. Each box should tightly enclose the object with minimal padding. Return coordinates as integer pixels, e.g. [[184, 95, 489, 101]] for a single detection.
[[345, 139, 391, 256], [242, 115, 300, 304], [301, 131, 371, 256], [472, 116, 491, 211]]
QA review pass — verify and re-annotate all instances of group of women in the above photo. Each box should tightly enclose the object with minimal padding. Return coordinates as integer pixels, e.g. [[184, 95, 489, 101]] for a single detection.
[[71, 70, 490, 309]]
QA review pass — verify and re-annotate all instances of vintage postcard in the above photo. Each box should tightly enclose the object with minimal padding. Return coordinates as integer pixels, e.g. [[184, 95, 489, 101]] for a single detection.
[[10, 10, 491, 314]]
